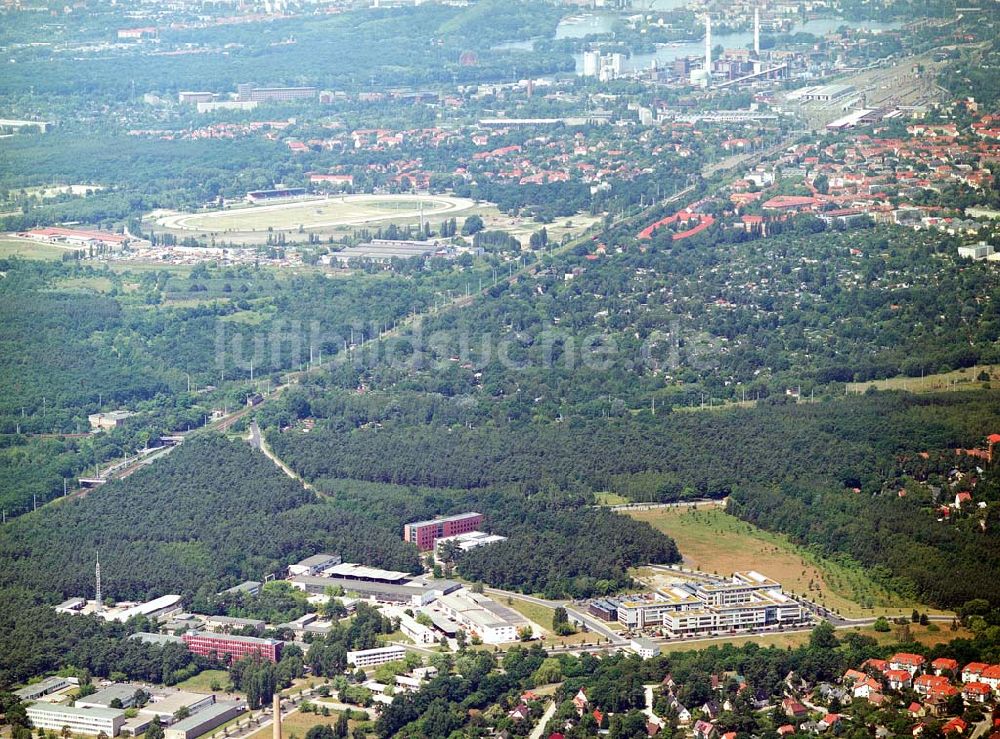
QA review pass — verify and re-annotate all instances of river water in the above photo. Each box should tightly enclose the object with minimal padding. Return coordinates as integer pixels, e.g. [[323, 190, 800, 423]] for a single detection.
[[552, 13, 900, 73]]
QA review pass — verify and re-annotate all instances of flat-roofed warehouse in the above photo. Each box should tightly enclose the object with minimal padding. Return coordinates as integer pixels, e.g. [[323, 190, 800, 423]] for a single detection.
[[799, 83, 856, 102], [163, 700, 245, 739], [15, 676, 72, 702], [289, 574, 459, 606]]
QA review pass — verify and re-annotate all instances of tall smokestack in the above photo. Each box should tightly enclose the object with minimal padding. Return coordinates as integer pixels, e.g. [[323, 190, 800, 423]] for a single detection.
[[272, 694, 281, 739], [754, 8, 760, 55], [705, 15, 712, 77], [95, 551, 102, 614]]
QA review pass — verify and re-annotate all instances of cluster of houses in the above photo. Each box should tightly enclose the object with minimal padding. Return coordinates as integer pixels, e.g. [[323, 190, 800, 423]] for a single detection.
[[843, 653, 1000, 714], [728, 102, 1000, 245]]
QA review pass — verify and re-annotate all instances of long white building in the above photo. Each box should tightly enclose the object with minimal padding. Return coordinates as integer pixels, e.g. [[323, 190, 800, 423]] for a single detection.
[[347, 645, 407, 668], [26, 704, 125, 737]]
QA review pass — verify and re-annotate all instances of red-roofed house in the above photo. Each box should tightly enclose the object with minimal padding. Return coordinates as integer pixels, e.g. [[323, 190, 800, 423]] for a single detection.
[[930, 684, 960, 699], [914, 675, 951, 695], [778, 725, 796, 736], [843, 669, 866, 684], [782, 698, 808, 718], [962, 663, 990, 683], [908, 703, 925, 717], [886, 670, 914, 691], [694, 720, 718, 739], [942, 718, 968, 735], [820, 714, 842, 731], [890, 653, 926, 676], [762, 195, 820, 211], [932, 658, 958, 675], [854, 678, 882, 699], [963, 682, 991, 703], [981, 665, 1000, 690], [593, 709, 604, 725], [862, 658, 889, 674]]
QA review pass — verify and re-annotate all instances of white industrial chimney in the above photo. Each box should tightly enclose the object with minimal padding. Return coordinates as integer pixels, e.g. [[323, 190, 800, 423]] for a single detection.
[[704, 14, 712, 77], [754, 8, 761, 56]]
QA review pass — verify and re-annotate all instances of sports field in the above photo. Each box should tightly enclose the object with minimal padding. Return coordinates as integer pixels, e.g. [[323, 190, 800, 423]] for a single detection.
[[157, 194, 478, 233], [627, 503, 947, 618]]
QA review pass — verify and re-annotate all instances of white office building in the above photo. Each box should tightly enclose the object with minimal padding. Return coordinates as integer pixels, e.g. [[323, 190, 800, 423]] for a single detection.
[[27, 704, 125, 737], [616, 571, 806, 637], [631, 637, 661, 659]]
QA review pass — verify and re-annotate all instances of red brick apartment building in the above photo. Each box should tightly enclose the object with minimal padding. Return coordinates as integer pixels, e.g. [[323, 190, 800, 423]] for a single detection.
[[403, 512, 484, 551], [181, 631, 283, 663]]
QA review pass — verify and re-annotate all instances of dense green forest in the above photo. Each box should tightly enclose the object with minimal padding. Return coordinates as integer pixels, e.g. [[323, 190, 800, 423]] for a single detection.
[[275, 225, 1000, 417], [0, 433, 679, 682], [0, 434, 420, 601], [267, 392, 1000, 497], [264, 390, 1000, 608], [0, 257, 499, 515]]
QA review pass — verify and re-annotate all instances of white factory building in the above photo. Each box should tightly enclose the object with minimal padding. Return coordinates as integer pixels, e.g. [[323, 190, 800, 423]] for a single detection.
[[432, 590, 526, 644]]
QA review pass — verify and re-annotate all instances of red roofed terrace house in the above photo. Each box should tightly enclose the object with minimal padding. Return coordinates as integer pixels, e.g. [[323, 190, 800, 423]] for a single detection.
[[962, 682, 992, 703], [885, 670, 913, 691], [889, 653, 927, 676], [932, 658, 959, 676]]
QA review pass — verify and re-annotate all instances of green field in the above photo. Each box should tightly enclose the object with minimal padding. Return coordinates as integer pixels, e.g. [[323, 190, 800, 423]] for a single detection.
[[628, 503, 947, 618], [0, 238, 70, 260], [654, 622, 971, 655], [174, 669, 233, 695], [846, 365, 997, 394], [244, 708, 367, 739], [594, 492, 629, 505], [156, 194, 477, 233]]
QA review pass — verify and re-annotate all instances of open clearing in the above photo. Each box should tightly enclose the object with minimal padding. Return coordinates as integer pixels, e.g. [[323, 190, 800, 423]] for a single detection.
[[627, 503, 946, 618], [502, 596, 598, 647], [156, 194, 478, 233], [654, 622, 970, 655], [174, 669, 233, 695], [847, 365, 997, 394], [0, 237, 71, 260], [244, 708, 365, 739]]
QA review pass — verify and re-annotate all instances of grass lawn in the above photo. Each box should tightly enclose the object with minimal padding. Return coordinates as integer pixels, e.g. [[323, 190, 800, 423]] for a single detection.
[[594, 492, 629, 505], [657, 630, 813, 655], [503, 596, 555, 632], [243, 709, 366, 739], [501, 596, 597, 648], [108, 261, 193, 276], [627, 503, 946, 619], [174, 669, 233, 695], [846, 365, 996, 394], [0, 237, 69, 260], [851, 622, 972, 648], [160, 194, 474, 233], [58, 275, 115, 292]]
